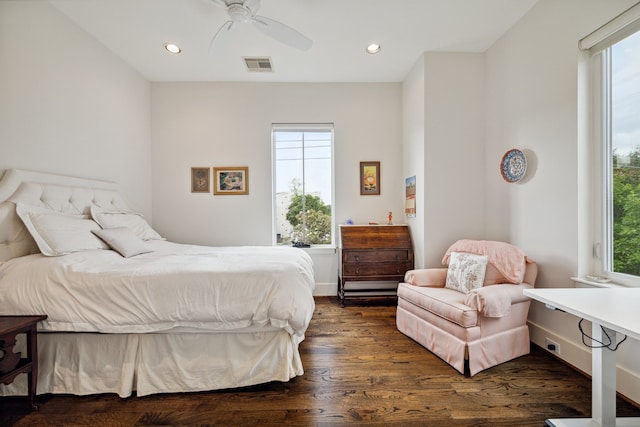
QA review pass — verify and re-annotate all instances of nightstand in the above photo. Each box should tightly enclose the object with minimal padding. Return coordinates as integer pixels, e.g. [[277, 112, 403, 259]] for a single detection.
[[0, 315, 47, 410]]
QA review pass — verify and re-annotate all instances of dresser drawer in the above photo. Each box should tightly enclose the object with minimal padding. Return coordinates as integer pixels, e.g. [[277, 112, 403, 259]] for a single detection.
[[342, 262, 413, 277], [343, 250, 410, 263]]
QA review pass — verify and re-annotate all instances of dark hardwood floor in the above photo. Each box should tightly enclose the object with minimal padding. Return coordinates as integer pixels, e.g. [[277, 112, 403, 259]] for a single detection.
[[1, 296, 639, 426]]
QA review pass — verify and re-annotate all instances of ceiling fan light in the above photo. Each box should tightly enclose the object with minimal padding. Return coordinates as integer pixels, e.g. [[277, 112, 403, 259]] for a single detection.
[[164, 43, 181, 54], [366, 43, 381, 54], [228, 4, 252, 23]]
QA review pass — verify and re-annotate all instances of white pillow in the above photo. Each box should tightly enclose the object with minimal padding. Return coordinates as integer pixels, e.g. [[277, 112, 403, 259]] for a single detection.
[[16, 203, 109, 256], [445, 251, 488, 293], [92, 227, 153, 258], [90, 206, 164, 241]]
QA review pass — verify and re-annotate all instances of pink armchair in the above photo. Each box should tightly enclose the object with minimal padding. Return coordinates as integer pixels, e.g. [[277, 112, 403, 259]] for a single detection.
[[396, 241, 537, 376]]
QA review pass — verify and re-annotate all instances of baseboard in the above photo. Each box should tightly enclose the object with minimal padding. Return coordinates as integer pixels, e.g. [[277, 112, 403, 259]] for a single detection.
[[313, 282, 337, 297], [528, 320, 640, 406], [312, 282, 399, 298]]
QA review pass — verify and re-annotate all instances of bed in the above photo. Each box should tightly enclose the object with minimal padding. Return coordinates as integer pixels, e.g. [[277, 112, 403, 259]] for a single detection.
[[0, 169, 315, 397]]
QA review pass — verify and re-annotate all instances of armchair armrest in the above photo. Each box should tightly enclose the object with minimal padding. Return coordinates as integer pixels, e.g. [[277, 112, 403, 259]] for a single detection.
[[464, 283, 533, 317], [403, 268, 447, 287]]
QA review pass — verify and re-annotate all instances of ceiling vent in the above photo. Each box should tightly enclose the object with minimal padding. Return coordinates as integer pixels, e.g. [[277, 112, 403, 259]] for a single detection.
[[243, 57, 273, 72]]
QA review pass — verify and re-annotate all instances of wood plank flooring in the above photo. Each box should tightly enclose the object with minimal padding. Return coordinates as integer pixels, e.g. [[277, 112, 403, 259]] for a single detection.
[[1, 296, 639, 426]]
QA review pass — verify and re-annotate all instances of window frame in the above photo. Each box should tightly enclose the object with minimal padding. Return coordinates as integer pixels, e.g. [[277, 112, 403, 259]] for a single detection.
[[590, 25, 640, 287], [271, 123, 335, 248]]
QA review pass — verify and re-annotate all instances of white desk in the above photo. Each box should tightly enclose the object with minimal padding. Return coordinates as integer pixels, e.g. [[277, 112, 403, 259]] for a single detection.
[[524, 288, 640, 427]]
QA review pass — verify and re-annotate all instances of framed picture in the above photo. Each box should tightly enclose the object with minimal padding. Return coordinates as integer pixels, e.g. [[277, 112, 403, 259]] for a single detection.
[[213, 167, 249, 195], [405, 175, 416, 217], [360, 161, 380, 195], [191, 167, 210, 193]]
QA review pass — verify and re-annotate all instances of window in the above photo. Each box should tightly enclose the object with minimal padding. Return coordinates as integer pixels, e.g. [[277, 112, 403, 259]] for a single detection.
[[586, 5, 640, 285], [272, 124, 334, 247], [607, 31, 640, 279]]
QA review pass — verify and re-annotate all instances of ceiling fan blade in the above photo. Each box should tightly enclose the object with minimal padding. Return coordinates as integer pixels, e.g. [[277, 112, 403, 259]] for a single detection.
[[209, 20, 234, 52], [210, 0, 228, 9], [252, 15, 312, 51], [244, 0, 261, 12]]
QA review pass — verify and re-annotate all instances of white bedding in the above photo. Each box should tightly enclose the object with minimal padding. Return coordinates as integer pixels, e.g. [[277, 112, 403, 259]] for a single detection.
[[0, 169, 316, 396], [0, 241, 315, 337]]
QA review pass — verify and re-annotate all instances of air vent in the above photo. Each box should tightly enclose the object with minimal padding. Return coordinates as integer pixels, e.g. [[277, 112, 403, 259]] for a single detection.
[[243, 57, 273, 72]]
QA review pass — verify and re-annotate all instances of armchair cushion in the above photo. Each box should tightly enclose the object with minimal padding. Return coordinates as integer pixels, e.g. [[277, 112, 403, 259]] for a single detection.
[[397, 284, 478, 328], [464, 283, 533, 317], [484, 263, 508, 285]]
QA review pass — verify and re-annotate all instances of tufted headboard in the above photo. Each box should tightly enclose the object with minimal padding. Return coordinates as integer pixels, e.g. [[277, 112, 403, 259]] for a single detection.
[[0, 169, 138, 262]]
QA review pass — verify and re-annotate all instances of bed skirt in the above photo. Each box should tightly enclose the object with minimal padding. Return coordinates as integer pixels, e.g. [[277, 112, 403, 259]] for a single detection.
[[0, 330, 304, 397]]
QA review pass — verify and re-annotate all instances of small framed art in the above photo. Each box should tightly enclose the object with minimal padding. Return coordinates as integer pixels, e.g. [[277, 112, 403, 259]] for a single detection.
[[405, 175, 416, 217], [360, 161, 380, 195], [213, 167, 249, 195], [191, 167, 210, 193]]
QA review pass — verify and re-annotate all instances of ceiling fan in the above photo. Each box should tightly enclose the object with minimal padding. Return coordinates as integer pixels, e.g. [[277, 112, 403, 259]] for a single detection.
[[209, 0, 313, 51]]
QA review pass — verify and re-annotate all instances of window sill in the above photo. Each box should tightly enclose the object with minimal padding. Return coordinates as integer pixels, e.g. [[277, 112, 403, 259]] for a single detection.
[[297, 246, 336, 255], [570, 276, 632, 289]]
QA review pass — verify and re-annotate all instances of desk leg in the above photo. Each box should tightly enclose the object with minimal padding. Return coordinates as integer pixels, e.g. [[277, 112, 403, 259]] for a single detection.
[[592, 324, 616, 427], [546, 323, 640, 427]]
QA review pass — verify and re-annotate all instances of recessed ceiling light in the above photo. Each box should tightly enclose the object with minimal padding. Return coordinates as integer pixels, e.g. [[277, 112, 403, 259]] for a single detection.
[[164, 43, 181, 54], [366, 43, 381, 54]]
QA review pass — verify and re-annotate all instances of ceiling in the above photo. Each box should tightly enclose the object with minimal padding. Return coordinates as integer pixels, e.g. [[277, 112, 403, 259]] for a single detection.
[[48, 0, 538, 83]]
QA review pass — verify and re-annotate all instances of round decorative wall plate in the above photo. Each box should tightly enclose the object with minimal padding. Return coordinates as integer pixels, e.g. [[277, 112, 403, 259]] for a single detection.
[[500, 149, 527, 183]]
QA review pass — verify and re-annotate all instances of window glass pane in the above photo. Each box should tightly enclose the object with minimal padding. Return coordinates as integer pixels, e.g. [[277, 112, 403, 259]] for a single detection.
[[273, 127, 333, 246], [610, 30, 640, 276]]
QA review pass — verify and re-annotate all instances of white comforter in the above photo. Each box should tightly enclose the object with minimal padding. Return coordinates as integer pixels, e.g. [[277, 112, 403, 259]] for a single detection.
[[0, 241, 315, 337]]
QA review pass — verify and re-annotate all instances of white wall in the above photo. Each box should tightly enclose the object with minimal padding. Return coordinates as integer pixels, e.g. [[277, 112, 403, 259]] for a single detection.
[[150, 82, 403, 291], [403, 52, 486, 268], [0, 1, 152, 215], [484, 0, 640, 404], [423, 52, 486, 266], [402, 57, 426, 268]]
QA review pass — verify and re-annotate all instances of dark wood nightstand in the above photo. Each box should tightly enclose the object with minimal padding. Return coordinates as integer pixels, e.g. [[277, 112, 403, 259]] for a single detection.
[[0, 315, 47, 410]]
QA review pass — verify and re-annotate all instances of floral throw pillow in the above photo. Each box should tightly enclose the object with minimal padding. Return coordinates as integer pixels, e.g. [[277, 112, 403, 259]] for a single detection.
[[445, 252, 488, 293]]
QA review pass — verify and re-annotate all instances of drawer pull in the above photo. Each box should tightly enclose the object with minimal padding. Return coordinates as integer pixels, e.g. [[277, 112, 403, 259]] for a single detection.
[[355, 268, 359, 274], [355, 255, 359, 262]]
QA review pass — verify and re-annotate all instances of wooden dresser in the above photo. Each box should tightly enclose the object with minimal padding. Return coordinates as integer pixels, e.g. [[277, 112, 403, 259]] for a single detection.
[[0, 315, 48, 410], [338, 225, 414, 306]]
